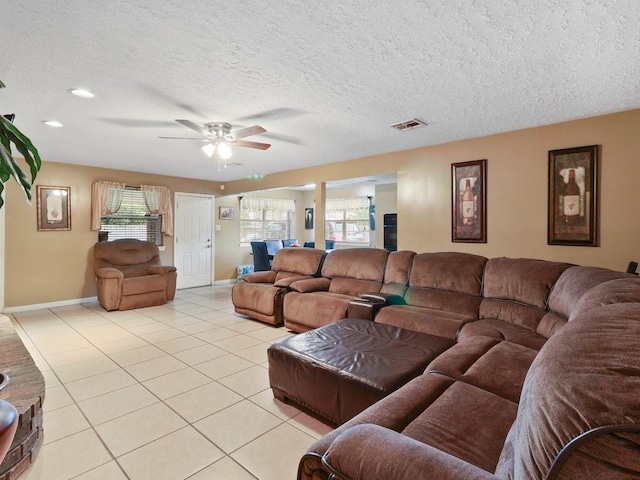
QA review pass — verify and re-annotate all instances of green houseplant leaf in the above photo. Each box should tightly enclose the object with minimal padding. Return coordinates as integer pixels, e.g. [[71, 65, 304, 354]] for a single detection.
[[0, 81, 42, 208]]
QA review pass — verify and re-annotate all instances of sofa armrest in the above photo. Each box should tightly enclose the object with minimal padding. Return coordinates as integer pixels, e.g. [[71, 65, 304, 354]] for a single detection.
[[95, 267, 124, 280], [289, 277, 331, 293], [149, 265, 177, 276], [322, 424, 496, 480], [240, 271, 277, 283], [360, 292, 406, 305]]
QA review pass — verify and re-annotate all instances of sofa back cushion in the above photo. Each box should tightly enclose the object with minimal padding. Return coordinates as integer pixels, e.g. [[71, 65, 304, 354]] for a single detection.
[[271, 247, 326, 276], [403, 252, 487, 317], [380, 250, 416, 296], [479, 258, 572, 331], [548, 265, 634, 319], [320, 248, 389, 297], [570, 276, 640, 320], [94, 239, 160, 278]]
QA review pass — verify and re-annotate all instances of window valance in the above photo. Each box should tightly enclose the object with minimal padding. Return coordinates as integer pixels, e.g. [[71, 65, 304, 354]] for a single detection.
[[326, 196, 369, 212], [91, 181, 125, 231], [140, 185, 174, 236], [241, 197, 295, 213]]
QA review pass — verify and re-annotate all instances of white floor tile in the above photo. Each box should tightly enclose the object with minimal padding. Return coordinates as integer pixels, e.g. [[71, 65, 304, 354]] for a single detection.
[[142, 368, 211, 400], [231, 423, 317, 480], [95, 402, 186, 456], [117, 426, 224, 480], [194, 400, 282, 454], [19, 429, 112, 480], [77, 383, 159, 425], [165, 381, 243, 423]]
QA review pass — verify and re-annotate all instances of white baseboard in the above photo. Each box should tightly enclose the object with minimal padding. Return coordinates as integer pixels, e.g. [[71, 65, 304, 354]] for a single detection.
[[3, 296, 98, 314], [213, 279, 237, 285]]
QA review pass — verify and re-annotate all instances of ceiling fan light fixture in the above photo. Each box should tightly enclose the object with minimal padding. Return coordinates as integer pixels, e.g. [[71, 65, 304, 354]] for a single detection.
[[218, 141, 232, 160], [202, 142, 215, 157]]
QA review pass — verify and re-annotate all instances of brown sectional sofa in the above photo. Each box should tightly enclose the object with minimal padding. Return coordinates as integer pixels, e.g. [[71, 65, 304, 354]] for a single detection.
[[232, 247, 640, 478], [289, 253, 640, 480]]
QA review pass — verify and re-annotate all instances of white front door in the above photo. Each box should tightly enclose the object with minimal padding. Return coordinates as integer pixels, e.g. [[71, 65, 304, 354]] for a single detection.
[[175, 194, 214, 289]]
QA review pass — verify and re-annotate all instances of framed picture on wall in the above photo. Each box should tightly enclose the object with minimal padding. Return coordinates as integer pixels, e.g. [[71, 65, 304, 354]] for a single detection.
[[548, 145, 598, 246], [219, 206, 235, 220], [36, 186, 71, 231], [304, 208, 314, 229], [451, 159, 487, 243]]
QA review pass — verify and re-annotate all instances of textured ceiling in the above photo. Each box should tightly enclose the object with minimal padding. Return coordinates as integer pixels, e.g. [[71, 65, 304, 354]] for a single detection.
[[2, 1, 639, 182]]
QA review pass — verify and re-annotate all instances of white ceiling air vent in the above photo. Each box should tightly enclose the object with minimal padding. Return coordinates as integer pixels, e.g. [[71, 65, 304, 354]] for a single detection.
[[389, 118, 428, 131]]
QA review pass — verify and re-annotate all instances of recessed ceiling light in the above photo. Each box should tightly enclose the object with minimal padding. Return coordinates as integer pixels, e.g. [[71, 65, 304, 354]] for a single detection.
[[43, 120, 63, 127], [69, 89, 95, 98]]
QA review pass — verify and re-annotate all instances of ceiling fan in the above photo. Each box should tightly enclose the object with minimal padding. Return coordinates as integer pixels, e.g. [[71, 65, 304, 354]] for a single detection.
[[160, 120, 271, 170]]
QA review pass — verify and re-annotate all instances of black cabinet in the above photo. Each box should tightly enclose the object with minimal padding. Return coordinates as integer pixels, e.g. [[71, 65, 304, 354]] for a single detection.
[[383, 213, 397, 252]]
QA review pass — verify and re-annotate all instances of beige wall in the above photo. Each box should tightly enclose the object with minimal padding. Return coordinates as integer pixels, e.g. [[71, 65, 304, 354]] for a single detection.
[[225, 108, 640, 272], [4, 162, 220, 308], [3, 108, 640, 308]]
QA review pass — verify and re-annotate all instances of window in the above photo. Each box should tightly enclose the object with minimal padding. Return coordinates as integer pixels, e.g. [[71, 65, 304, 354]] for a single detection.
[[240, 197, 295, 243], [100, 187, 162, 245], [325, 197, 371, 244]]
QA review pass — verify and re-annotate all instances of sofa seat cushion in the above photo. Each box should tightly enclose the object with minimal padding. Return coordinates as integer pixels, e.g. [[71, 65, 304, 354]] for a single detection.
[[121, 274, 165, 296], [425, 336, 538, 403], [273, 273, 314, 288], [458, 318, 547, 351], [402, 375, 518, 473], [375, 305, 474, 339], [232, 282, 283, 316], [284, 291, 355, 332]]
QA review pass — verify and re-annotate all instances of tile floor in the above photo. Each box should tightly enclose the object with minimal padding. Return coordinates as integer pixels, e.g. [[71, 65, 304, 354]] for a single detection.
[[9, 284, 333, 480]]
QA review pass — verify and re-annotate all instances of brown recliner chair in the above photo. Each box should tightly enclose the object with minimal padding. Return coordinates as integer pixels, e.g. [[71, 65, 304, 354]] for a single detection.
[[93, 239, 177, 311]]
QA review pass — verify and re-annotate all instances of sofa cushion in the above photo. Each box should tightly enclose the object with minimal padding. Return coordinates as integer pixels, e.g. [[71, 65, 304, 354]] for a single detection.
[[409, 252, 487, 295], [402, 376, 518, 473], [380, 250, 416, 296], [284, 291, 355, 332], [328, 277, 383, 296], [458, 319, 547, 351], [425, 336, 538, 404], [121, 274, 165, 296], [375, 305, 473, 339], [482, 257, 571, 309], [547, 265, 630, 319], [321, 248, 389, 282], [569, 276, 640, 320], [271, 247, 326, 276]]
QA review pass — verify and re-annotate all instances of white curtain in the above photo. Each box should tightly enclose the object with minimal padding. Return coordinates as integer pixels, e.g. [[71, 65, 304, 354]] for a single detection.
[[326, 196, 369, 212], [241, 196, 295, 213], [91, 181, 125, 231], [140, 185, 174, 236]]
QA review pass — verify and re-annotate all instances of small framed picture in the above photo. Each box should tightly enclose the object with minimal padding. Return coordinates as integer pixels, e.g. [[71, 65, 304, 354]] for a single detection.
[[304, 208, 314, 229], [548, 145, 598, 246], [451, 160, 487, 243], [219, 206, 235, 220], [36, 186, 71, 231]]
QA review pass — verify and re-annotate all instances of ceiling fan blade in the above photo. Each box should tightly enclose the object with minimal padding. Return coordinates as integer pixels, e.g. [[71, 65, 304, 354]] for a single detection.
[[235, 140, 271, 150], [158, 136, 207, 141], [175, 119, 209, 137], [232, 125, 266, 139]]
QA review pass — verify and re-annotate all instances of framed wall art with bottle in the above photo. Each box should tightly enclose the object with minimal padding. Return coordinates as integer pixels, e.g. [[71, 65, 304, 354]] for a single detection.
[[547, 145, 598, 246], [451, 159, 487, 243]]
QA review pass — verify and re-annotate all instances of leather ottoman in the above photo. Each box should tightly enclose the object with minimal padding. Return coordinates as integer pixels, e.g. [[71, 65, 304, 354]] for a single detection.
[[267, 318, 454, 425]]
